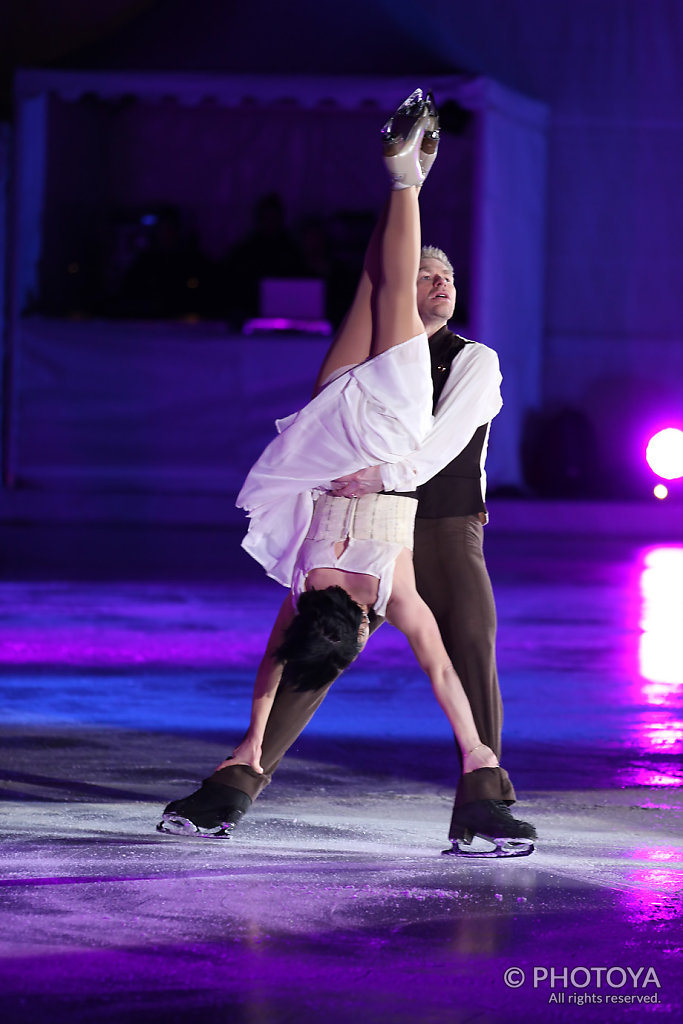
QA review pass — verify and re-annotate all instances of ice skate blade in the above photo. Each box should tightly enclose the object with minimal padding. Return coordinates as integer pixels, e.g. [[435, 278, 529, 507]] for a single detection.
[[442, 835, 535, 859], [381, 87, 424, 146], [156, 813, 235, 839]]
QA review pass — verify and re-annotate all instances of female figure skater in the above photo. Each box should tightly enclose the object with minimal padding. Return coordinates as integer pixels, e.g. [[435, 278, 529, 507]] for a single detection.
[[159, 91, 499, 838]]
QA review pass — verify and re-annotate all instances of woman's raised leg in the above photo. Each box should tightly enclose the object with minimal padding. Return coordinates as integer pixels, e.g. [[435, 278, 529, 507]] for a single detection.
[[312, 209, 385, 396], [313, 89, 436, 392], [369, 185, 424, 358]]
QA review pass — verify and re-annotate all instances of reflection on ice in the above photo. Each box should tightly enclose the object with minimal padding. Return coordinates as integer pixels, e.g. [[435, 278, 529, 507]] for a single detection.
[[616, 767, 683, 787], [619, 864, 683, 925], [638, 721, 683, 750], [630, 846, 680, 862]]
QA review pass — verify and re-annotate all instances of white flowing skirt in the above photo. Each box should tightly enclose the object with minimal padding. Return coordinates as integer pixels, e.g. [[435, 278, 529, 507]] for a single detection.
[[237, 332, 432, 587]]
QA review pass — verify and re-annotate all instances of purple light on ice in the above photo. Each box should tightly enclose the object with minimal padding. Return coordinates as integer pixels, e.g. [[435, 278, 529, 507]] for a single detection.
[[0, 585, 273, 667], [619, 866, 683, 924], [637, 721, 683, 749], [618, 546, 683, 786], [619, 767, 683, 786], [645, 427, 683, 479]]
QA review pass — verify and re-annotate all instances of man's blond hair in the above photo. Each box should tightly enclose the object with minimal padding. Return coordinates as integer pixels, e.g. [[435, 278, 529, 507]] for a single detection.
[[420, 245, 454, 278]]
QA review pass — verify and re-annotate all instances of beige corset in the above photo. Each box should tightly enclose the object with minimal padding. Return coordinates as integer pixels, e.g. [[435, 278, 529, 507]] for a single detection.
[[306, 492, 417, 548]]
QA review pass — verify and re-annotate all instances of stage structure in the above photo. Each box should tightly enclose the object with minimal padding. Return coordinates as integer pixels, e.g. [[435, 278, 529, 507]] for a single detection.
[[2, 71, 547, 517]]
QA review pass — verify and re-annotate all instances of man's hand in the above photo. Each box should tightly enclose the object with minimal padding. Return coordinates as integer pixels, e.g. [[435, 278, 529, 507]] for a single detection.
[[330, 465, 383, 498]]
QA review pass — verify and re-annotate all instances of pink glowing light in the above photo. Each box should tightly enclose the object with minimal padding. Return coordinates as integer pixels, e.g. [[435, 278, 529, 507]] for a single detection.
[[619, 870, 682, 924], [639, 546, 683, 687], [645, 427, 683, 479], [630, 847, 680, 862]]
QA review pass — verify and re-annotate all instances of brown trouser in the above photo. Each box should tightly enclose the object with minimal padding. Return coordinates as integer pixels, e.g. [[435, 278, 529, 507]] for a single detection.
[[209, 514, 516, 832], [413, 515, 516, 824]]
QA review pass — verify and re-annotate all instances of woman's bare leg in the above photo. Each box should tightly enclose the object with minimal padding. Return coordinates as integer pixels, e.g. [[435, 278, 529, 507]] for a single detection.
[[313, 92, 431, 392], [313, 181, 424, 392], [387, 550, 499, 775], [370, 185, 424, 358], [312, 206, 387, 396]]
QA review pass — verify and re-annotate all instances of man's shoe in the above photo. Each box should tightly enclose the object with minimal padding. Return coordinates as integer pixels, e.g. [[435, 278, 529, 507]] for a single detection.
[[157, 781, 252, 839], [443, 799, 537, 858]]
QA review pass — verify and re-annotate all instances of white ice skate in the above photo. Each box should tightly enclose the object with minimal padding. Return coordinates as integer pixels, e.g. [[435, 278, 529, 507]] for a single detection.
[[381, 88, 435, 189]]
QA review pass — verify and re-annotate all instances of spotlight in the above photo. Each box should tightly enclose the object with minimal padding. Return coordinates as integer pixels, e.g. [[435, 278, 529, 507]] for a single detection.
[[645, 428, 683, 480], [653, 484, 669, 500]]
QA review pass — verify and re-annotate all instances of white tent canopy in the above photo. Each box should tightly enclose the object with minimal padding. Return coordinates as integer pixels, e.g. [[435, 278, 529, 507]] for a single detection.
[[6, 71, 547, 496]]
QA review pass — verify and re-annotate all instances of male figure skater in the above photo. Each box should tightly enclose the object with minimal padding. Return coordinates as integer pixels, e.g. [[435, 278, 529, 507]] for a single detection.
[[335, 246, 537, 854]]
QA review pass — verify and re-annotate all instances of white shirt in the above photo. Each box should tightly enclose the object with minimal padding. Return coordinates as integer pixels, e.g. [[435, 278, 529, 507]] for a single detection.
[[378, 339, 503, 494], [238, 333, 432, 588]]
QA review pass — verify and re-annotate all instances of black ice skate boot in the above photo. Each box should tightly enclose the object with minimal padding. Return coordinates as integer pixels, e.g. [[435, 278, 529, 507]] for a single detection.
[[443, 800, 537, 859], [157, 781, 252, 839]]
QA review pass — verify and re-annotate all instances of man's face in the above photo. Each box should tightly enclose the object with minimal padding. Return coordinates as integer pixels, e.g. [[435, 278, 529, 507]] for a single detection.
[[416, 258, 456, 327]]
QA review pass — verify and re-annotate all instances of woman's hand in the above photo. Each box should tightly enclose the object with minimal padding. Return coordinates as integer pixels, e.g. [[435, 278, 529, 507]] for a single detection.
[[215, 737, 264, 774], [330, 464, 383, 498]]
